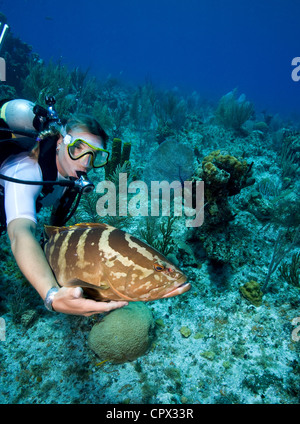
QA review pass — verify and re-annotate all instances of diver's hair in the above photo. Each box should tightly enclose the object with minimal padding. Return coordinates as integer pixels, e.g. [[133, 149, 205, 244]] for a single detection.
[[65, 114, 109, 149], [29, 126, 61, 160]]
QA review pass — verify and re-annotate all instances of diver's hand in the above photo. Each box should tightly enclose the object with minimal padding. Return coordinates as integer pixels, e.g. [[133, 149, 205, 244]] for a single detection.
[[51, 287, 128, 316]]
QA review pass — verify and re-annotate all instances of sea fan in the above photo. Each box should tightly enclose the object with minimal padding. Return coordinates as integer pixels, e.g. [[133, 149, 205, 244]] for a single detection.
[[142, 138, 195, 186]]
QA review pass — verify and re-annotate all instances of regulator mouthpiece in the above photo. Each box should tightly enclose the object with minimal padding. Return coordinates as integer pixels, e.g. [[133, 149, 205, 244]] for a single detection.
[[74, 171, 95, 194]]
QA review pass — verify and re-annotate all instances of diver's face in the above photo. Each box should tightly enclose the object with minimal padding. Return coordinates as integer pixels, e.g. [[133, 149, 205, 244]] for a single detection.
[[56, 131, 104, 178]]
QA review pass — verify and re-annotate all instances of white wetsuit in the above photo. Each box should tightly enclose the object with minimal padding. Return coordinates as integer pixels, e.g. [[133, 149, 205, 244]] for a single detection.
[[0, 152, 67, 226]]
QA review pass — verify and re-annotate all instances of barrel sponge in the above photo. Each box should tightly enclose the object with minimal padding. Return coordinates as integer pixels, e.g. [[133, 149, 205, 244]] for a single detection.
[[88, 302, 155, 364]]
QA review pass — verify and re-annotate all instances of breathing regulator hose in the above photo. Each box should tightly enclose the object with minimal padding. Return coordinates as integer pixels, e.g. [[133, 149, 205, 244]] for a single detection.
[[0, 171, 95, 194], [0, 171, 94, 227]]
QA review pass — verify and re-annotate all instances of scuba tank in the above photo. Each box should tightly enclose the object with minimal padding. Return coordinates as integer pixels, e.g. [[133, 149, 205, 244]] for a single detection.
[[0, 96, 61, 135], [0, 99, 38, 133], [0, 99, 40, 162], [0, 97, 60, 162]]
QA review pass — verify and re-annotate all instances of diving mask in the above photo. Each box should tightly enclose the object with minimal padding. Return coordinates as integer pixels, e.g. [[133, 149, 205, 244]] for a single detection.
[[63, 134, 109, 168]]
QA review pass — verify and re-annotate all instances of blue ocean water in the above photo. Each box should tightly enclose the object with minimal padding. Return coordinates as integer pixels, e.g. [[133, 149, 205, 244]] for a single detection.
[[1, 0, 300, 118]]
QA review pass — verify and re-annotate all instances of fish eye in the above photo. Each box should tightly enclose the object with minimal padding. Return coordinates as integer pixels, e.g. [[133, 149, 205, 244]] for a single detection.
[[154, 263, 165, 272]]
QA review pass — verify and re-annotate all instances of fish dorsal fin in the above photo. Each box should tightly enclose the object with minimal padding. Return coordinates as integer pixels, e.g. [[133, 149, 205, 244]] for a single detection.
[[44, 225, 65, 238], [44, 222, 110, 238], [73, 222, 109, 229]]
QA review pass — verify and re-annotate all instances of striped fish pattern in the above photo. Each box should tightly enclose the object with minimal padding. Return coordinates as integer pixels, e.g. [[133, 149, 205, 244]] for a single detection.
[[44, 223, 190, 301]]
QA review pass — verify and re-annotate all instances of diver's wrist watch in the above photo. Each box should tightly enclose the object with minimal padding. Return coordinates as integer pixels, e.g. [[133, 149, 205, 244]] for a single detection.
[[44, 287, 59, 312]]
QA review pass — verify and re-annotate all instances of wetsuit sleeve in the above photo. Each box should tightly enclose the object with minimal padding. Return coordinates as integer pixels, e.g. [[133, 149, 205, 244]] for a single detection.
[[0, 154, 43, 225]]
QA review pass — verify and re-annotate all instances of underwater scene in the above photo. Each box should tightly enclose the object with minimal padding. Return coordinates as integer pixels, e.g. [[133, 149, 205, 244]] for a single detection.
[[0, 0, 299, 405]]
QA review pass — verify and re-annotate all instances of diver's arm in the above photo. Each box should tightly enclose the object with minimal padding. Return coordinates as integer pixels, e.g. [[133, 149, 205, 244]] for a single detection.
[[7, 218, 128, 316], [8, 218, 59, 299]]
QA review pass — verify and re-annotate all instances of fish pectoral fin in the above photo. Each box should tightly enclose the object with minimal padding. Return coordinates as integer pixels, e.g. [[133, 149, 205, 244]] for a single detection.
[[65, 279, 110, 290], [64, 279, 109, 301], [64, 279, 98, 289], [99, 282, 110, 290]]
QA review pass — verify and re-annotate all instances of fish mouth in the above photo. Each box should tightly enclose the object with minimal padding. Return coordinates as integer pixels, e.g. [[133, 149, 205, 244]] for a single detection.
[[162, 277, 191, 299]]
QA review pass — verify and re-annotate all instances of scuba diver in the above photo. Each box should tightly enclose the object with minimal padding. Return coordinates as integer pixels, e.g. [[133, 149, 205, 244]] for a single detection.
[[0, 98, 128, 315]]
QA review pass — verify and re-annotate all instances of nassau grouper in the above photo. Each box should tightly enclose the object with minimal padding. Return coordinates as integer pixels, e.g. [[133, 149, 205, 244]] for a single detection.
[[44, 223, 190, 301]]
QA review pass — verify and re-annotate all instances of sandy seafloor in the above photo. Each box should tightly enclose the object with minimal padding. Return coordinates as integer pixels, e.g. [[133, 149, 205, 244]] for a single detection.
[[0, 127, 299, 405]]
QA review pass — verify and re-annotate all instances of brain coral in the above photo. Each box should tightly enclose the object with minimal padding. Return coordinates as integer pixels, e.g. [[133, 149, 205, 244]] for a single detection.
[[88, 302, 155, 364]]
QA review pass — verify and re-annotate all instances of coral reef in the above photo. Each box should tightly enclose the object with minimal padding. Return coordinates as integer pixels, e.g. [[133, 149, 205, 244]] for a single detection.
[[0, 84, 17, 100], [239, 280, 263, 307], [88, 303, 155, 363], [262, 227, 300, 293], [193, 150, 255, 227], [215, 89, 254, 133], [279, 130, 300, 188], [155, 90, 188, 132], [139, 216, 177, 256], [200, 226, 250, 266], [130, 83, 157, 133], [22, 60, 99, 120], [105, 137, 131, 180], [279, 252, 300, 288], [155, 121, 175, 144]]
